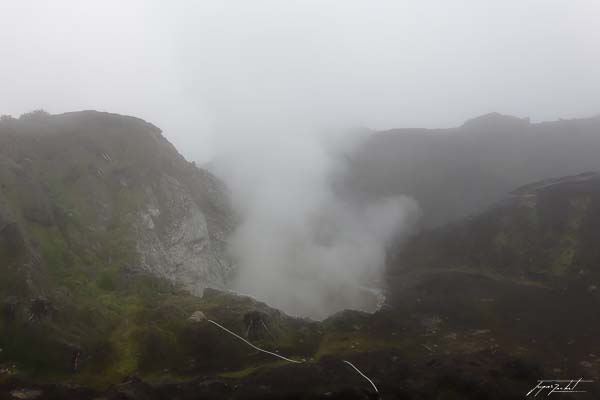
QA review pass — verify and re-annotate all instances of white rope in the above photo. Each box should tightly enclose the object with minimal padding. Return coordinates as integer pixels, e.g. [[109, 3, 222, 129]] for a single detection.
[[207, 319, 302, 363], [207, 319, 379, 395], [343, 360, 379, 393]]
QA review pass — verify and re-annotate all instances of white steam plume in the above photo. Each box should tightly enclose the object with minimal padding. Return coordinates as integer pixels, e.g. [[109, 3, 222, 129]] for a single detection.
[[213, 115, 419, 319]]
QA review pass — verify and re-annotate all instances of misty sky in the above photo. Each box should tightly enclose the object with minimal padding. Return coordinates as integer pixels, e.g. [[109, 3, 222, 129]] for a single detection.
[[1, 0, 599, 161]]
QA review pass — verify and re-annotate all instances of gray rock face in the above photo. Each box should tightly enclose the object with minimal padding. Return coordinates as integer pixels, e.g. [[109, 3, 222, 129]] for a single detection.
[[136, 174, 230, 293]]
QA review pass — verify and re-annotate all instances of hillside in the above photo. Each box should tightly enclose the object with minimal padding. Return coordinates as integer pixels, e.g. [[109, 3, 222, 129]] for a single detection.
[[0, 111, 244, 382], [1, 111, 600, 399], [3, 170, 599, 398], [0, 110, 234, 297], [389, 171, 600, 283], [346, 113, 600, 228], [385, 172, 600, 392]]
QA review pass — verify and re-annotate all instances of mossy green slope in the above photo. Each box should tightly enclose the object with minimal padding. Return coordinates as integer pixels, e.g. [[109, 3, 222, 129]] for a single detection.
[[0, 111, 254, 385]]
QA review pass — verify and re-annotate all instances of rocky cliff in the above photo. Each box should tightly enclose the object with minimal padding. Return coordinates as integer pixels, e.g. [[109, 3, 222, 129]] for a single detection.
[[0, 110, 234, 298], [0, 111, 244, 383]]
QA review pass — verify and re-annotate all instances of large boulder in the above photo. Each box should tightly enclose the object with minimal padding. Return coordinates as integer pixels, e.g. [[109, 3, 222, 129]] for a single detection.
[[188, 310, 207, 323]]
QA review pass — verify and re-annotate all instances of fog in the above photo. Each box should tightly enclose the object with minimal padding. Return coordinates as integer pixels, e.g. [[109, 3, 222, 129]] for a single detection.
[[2, 0, 600, 317], [212, 110, 420, 317], [2, 1, 599, 162]]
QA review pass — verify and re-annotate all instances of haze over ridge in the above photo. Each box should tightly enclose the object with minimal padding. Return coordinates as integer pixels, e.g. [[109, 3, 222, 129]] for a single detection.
[[1, 0, 599, 162]]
